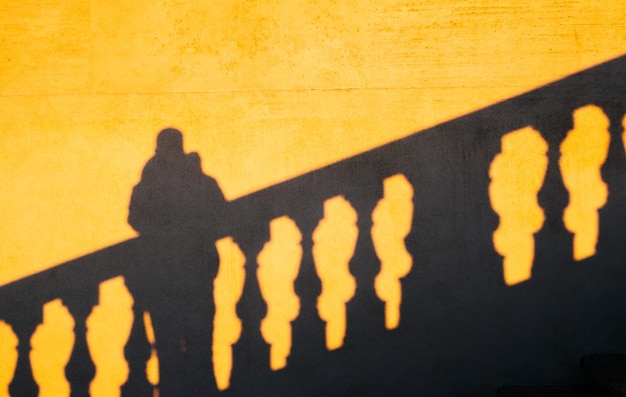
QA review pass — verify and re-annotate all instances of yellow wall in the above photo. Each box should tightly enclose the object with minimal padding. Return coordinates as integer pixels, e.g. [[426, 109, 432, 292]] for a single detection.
[[1, 0, 626, 285]]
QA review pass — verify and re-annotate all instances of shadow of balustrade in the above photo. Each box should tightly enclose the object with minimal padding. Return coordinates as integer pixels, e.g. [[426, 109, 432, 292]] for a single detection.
[[1, 54, 626, 396]]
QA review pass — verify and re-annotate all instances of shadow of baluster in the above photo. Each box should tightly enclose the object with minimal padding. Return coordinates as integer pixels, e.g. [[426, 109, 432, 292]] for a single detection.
[[597, 101, 626, 264], [121, 237, 157, 397], [290, 206, 326, 368], [592, 100, 626, 353], [344, 181, 386, 347], [64, 291, 98, 397], [228, 223, 272, 395], [532, 110, 574, 284], [7, 312, 41, 397], [121, 296, 152, 397]]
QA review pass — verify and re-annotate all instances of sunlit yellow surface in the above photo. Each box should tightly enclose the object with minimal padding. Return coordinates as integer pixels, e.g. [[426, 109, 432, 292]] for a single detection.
[[313, 196, 358, 350], [373, 174, 414, 330], [560, 106, 611, 261], [30, 299, 75, 397], [86, 277, 134, 397], [0, 322, 17, 397], [212, 237, 246, 390], [257, 217, 302, 370], [1, 0, 626, 285], [490, 127, 548, 285]]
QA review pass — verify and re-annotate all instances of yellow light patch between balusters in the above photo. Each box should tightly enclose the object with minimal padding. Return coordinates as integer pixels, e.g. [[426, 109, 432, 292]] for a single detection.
[[86, 277, 134, 397], [0, 321, 17, 397], [623, 114, 626, 154], [313, 196, 358, 350], [213, 237, 246, 390], [30, 299, 75, 397], [372, 174, 415, 330], [490, 127, 548, 285], [142, 311, 160, 391], [257, 216, 302, 370], [560, 105, 610, 261]]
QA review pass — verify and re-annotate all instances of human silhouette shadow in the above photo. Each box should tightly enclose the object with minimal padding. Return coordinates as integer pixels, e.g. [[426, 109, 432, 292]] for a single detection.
[[125, 128, 227, 396], [128, 128, 226, 234]]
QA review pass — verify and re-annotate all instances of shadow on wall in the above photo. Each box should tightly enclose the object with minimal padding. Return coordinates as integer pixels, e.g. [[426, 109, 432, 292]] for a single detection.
[[128, 127, 227, 235], [0, 54, 626, 397]]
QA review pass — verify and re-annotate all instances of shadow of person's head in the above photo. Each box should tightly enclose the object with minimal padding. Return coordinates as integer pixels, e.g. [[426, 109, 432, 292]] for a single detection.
[[156, 128, 184, 159]]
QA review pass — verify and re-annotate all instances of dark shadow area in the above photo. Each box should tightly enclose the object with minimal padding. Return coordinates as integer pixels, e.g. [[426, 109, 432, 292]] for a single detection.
[[1, 55, 626, 397]]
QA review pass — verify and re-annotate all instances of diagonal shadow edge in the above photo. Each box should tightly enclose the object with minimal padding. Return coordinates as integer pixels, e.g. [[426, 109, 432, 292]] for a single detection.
[[3, 53, 626, 291], [1, 53, 626, 397]]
